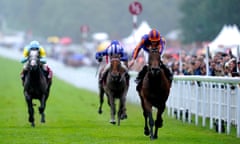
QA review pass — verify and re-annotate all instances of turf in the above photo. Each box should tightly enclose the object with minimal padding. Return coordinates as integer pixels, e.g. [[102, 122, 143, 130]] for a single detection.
[[0, 56, 240, 144]]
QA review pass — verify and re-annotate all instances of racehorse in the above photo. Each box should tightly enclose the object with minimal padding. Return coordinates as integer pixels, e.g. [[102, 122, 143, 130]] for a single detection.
[[138, 47, 171, 140], [98, 55, 129, 126], [23, 49, 51, 127]]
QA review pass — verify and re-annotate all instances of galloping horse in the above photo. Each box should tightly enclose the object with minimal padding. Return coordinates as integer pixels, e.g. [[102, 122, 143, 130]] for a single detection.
[[23, 49, 51, 127], [138, 47, 171, 140], [98, 55, 129, 125]]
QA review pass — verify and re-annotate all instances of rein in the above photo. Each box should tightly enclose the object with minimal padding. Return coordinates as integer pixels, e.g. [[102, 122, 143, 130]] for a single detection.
[[109, 57, 126, 82], [148, 48, 162, 75]]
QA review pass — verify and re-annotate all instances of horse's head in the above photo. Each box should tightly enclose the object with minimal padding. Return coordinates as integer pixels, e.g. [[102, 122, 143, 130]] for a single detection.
[[148, 47, 161, 75], [28, 49, 40, 71], [109, 55, 123, 82]]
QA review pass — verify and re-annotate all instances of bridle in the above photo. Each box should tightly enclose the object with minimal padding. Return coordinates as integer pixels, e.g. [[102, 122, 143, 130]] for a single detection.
[[148, 48, 161, 75], [109, 57, 125, 82], [28, 50, 40, 71]]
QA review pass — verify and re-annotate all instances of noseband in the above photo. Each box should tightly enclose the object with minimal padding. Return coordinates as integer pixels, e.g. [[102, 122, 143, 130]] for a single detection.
[[28, 50, 40, 70], [110, 57, 123, 81], [148, 48, 161, 75]]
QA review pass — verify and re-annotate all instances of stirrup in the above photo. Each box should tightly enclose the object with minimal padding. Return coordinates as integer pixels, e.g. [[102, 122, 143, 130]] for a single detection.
[[136, 83, 141, 91]]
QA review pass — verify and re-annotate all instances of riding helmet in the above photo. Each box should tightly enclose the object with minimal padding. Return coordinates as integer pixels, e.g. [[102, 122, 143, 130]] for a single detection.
[[149, 29, 161, 42], [29, 40, 40, 49]]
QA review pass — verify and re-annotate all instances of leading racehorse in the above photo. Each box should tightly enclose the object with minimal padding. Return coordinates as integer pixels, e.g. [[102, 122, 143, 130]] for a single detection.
[[138, 47, 171, 140], [98, 54, 129, 126], [23, 49, 52, 127]]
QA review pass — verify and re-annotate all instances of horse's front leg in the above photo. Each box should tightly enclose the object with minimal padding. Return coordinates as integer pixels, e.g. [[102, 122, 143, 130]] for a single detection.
[[153, 104, 166, 139], [139, 96, 150, 136], [98, 86, 105, 114], [39, 94, 47, 123], [143, 110, 149, 136], [117, 93, 127, 126], [25, 94, 35, 127], [148, 111, 155, 140], [143, 100, 154, 140], [108, 95, 116, 125], [119, 92, 128, 119]]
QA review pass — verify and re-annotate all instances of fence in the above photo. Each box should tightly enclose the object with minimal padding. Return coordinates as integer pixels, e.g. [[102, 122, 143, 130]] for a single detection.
[[167, 75, 240, 137]]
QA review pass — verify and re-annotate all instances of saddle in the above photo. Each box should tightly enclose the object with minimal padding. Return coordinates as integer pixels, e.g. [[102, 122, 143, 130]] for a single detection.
[[100, 68, 130, 86], [136, 64, 172, 92], [21, 66, 53, 86]]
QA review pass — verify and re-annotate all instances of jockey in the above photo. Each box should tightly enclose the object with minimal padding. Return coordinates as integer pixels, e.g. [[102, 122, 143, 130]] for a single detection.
[[128, 29, 173, 90], [95, 40, 129, 83], [20, 40, 53, 84]]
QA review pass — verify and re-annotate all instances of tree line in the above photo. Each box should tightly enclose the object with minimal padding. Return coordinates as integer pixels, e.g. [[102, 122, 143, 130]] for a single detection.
[[0, 0, 239, 44], [180, 0, 240, 43]]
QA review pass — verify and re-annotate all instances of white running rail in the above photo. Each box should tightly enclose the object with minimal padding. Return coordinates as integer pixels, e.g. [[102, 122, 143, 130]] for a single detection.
[[167, 75, 240, 137]]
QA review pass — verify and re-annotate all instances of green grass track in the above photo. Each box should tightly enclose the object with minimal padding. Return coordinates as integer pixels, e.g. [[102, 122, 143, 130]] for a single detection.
[[0, 56, 240, 144]]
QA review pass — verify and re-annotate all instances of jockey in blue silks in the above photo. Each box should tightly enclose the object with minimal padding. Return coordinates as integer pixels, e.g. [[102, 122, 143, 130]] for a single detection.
[[95, 40, 129, 83]]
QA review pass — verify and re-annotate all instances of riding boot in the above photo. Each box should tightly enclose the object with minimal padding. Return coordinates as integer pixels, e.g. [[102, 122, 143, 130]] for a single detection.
[[100, 70, 109, 84], [21, 69, 27, 85], [135, 65, 148, 84], [125, 72, 130, 85], [43, 70, 49, 80], [161, 64, 173, 85], [46, 66, 53, 82], [136, 65, 148, 91]]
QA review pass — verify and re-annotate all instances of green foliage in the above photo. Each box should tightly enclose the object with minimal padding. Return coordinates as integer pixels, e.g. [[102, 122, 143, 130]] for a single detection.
[[1, 56, 240, 144], [179, 0, 240, 43]]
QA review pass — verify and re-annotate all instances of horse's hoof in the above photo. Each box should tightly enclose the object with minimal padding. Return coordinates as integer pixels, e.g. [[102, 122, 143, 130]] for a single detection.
[[144, 131, 150, 136], [120, 114, 127, 120], [41, 114, 45, 123], [31, 123, 35, 127], [109, 120, 116, 125], [98, 109, 102, 114], [153, 135, 158, 139], [144, 129, 150, 136], [150, 135, 157, 140]]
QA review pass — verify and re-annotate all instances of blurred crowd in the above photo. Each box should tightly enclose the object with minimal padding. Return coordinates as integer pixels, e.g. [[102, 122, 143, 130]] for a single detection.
[[161, 49, 240, 78]]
